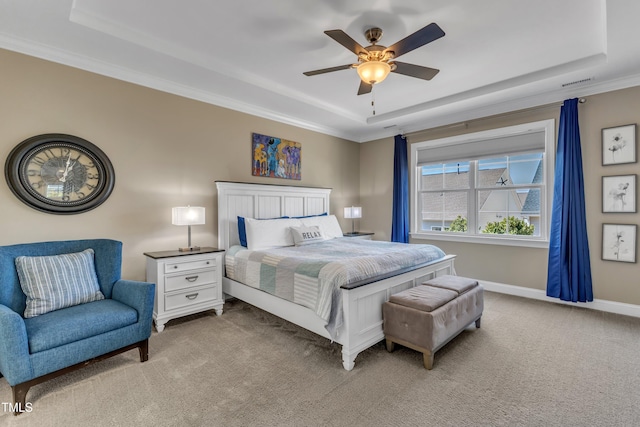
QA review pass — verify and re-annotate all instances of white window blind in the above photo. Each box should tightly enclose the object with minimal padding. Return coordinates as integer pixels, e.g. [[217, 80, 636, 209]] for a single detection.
[[416, 130, 546, 166]]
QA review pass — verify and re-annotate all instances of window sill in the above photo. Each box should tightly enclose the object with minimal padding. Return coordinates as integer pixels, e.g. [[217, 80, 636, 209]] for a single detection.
[[411, 232, 549, 249]]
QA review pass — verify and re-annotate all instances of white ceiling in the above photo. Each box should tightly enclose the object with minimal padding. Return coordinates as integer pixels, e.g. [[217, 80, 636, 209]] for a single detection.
[[1, 0, 639, 142]]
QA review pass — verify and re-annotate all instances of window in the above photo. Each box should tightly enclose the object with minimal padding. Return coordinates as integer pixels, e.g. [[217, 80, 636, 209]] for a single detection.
[[410, 120, 555, 247]]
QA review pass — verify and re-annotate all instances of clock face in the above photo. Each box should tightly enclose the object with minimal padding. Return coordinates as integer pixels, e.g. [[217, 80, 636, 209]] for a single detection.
[[5, 134, 115, 214]]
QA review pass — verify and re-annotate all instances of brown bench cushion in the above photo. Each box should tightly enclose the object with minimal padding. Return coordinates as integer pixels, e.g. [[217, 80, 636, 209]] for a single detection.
[[423, 275, 478, 295], [389, 285, 458, 312]]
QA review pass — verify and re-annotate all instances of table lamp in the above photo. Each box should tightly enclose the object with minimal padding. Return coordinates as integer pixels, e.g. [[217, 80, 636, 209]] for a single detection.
[[172, 206, 205, 251], [344, 206, 362, 235]]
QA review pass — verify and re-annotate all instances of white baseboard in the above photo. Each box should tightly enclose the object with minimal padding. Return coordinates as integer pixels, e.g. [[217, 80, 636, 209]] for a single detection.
[[480, 280, 640, 318]]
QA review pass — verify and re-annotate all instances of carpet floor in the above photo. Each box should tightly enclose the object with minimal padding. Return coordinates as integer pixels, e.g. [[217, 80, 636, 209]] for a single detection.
[[1, 291, 640, 426]]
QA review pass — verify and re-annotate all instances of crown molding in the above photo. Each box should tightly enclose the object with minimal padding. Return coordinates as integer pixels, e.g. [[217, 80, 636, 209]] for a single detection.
[[3, 31, 640, 144], [0, 32, 361, 142]]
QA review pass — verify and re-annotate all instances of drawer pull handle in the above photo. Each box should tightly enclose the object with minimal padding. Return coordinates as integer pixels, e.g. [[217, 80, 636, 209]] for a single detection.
[[185, 276, 199, 282], [206, 261, 210, 264], [174, 266, 178, 269], [185, 293, 199, 300]]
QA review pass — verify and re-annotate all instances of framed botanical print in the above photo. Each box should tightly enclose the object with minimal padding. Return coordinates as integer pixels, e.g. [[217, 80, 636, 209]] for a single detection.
[[602, 124, 636, 165], [602, 174, 636, 213], [602, 223, 637, 263]]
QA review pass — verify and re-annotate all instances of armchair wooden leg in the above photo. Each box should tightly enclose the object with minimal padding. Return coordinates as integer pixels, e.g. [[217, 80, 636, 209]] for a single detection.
[[7, 340, 150, 415], [138, 339, 149, 362], [11, 383, 30, 416]]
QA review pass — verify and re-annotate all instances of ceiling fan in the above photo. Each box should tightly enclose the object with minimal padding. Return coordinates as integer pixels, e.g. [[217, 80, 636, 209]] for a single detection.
[[303, 23, 445, 95]]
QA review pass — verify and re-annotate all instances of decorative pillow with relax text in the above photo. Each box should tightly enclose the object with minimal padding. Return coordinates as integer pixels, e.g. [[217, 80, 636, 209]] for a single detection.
[[15, 249, 105, 318], [290, 225, 325, 246], [299, 214, 344, 239]]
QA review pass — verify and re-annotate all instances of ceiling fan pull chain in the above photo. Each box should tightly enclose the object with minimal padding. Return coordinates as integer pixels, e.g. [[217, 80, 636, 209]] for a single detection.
[[371, 85, 376, 116]]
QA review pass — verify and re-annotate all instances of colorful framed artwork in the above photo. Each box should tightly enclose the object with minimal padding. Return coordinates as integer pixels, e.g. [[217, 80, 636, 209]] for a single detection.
[[602, 124, 636, 165], [252, 132, 301, 180], [602, 223, 637, 263], [602, 174, 636, 213]]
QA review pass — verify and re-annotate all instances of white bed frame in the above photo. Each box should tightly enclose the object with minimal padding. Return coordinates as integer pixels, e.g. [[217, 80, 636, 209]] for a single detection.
[[216, 181, 456, 370]]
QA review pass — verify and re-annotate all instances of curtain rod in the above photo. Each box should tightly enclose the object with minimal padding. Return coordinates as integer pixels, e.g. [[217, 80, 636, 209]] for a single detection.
[[407, 98, 587, 136], [469, 97, 588, 123]]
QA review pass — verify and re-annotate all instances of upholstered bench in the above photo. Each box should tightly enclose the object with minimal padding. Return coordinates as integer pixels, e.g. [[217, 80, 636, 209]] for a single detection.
[[382, 275, 483, 369]]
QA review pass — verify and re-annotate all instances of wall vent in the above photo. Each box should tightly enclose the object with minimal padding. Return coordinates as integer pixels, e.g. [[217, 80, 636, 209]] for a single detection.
[[561, 77, 594, 87]]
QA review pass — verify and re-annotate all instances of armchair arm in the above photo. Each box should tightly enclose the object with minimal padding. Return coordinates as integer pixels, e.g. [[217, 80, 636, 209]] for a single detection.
[[111, 280, 155, 331], [0, 304, 33, 385]]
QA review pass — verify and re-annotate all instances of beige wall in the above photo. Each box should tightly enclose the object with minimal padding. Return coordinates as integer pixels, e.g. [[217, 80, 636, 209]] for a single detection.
[[4, 46, 638, 305], [0, 49, 360, 280], [361, 87, 640, 305]]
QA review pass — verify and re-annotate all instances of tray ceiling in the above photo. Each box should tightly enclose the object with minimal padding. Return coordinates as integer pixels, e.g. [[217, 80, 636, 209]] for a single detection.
[[1, 0, 639, 142]]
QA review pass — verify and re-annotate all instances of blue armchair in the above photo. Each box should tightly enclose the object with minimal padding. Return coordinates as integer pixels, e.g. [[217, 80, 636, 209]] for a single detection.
[[0, 239, 155, 415]]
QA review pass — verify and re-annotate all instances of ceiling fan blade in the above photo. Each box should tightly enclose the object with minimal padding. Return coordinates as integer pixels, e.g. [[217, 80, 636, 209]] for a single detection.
[[357, 80, 372, 96], [385, 23, 445, 58], [392, 61, 440, 80], [325, 29, 368, 56], [303, 64, 353, 76]]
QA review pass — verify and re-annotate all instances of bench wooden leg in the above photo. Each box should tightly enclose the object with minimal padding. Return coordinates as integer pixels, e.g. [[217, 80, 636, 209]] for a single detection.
[[475, 317, 482, 328], [423, 352, 434, 370], [385, 339, 396, 352], [386, 335, 436, 370]]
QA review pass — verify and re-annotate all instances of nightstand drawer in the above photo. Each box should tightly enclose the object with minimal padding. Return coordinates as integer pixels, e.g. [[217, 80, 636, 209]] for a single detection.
[[165, 269, 216, 293], [165, 285, 217, 311], [164, 258, 215, 274]]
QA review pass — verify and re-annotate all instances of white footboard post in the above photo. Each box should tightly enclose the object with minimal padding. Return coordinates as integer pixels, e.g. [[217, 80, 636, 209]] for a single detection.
[[340, 288, 357, 371]]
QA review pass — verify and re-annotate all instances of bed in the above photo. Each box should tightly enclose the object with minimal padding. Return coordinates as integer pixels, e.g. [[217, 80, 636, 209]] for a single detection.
[[216, 181, 456, 370]]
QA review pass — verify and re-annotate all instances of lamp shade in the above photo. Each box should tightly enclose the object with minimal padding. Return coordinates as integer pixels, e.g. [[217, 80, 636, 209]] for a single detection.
[[344, 206, 362, 219], [172, 206, 205, 226], [357, 61, 391, 84]]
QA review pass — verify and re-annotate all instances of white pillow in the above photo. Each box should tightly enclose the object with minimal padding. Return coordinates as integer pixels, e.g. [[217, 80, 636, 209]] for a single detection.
[[245, 217, 303, 250], [290, 225, 324, 246], [300, 214, 344, 239]]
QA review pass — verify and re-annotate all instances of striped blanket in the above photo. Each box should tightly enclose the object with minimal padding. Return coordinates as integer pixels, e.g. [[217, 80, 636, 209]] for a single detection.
[[225, 239, 445, 339]]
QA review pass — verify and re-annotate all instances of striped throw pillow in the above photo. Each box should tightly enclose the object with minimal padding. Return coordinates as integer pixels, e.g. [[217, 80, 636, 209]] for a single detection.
[[15, 249, 105, 318]]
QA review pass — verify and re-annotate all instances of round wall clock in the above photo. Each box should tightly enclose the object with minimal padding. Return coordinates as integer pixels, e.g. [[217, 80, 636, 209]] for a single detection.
[[4, 134, 115, 214]]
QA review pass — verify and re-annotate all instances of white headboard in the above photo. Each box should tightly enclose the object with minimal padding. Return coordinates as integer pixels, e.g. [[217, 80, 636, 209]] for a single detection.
[[216, 181, 332, 250]]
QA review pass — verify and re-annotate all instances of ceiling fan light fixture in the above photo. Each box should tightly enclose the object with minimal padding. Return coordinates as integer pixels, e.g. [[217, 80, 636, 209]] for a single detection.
[[357, 61, 391, 84]]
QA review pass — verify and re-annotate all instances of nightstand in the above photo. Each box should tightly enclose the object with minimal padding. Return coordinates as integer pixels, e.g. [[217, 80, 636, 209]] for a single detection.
[[144, 247, 224, 332], [343, 232, 374, 240]]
